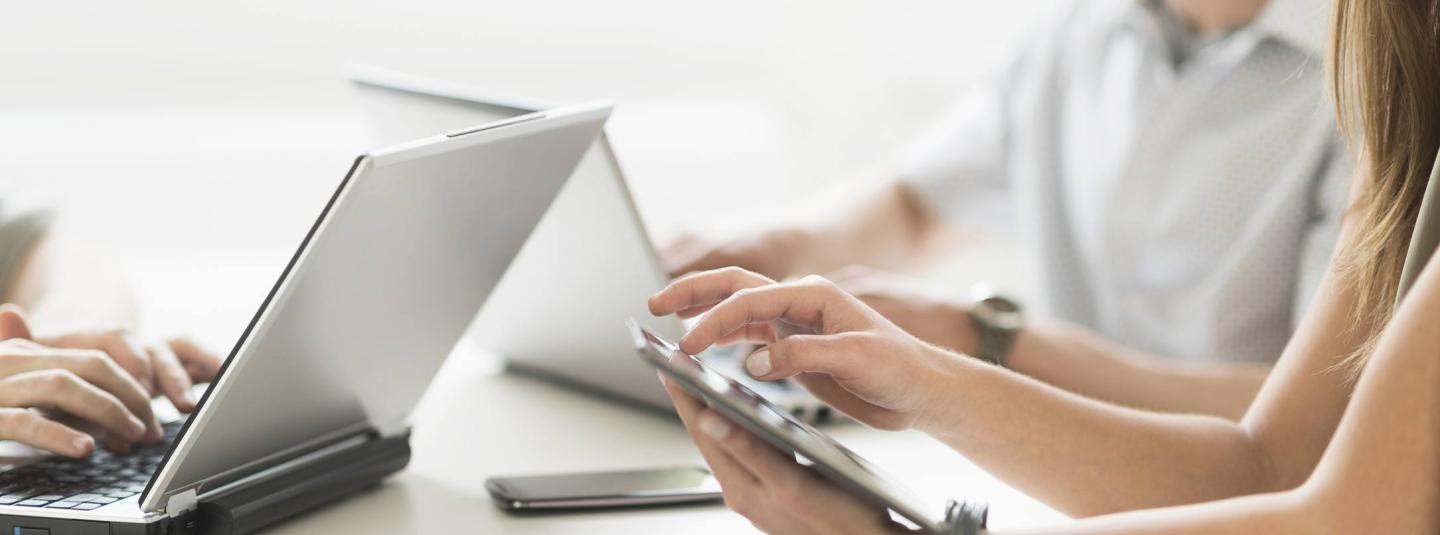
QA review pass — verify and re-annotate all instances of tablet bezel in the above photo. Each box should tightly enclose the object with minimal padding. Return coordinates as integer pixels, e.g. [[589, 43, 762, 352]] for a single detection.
[[627, 320, 944, 533]]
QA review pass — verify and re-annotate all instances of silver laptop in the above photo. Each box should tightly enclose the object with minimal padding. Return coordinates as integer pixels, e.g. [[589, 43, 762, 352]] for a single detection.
[[0, 103, 609, 534], [349, 65, 835, 423]]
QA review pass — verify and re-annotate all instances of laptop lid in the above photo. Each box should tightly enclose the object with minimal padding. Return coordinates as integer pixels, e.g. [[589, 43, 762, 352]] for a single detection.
[[1396, 146, 1440, 302], [349, 66, 691, 411], [140, 103, 612, 514]]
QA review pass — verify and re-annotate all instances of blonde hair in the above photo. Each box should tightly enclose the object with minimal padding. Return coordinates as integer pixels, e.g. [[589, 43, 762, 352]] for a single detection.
[[1330, 0, 1440, 375]]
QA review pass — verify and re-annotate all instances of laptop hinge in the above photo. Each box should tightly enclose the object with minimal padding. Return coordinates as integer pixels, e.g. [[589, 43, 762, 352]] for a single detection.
[[374, 419, 411, 439], [166, 487, 199, 515]]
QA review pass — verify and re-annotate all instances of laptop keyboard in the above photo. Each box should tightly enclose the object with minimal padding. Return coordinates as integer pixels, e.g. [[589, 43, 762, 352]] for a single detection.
[[0, 421, 181, 510]]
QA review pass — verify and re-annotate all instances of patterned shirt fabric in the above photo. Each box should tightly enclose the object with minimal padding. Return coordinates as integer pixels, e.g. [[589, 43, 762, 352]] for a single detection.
[[896, 0, 1349, 363]]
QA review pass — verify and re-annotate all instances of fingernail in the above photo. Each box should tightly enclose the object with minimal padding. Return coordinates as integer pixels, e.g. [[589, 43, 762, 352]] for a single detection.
[[71, 436, 93, 456], [746, 350, 772, 377], [699, 412, 731, 440], [127, 416, 146, 438]]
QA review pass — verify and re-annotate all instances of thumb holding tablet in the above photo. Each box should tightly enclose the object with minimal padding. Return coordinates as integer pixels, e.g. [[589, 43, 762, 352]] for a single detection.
[[656, 364, 905, 535]]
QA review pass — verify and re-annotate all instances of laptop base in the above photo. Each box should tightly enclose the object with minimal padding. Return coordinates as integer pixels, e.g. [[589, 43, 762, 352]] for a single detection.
[[194, 434, 411, 534], [0, 434, 410, 535]]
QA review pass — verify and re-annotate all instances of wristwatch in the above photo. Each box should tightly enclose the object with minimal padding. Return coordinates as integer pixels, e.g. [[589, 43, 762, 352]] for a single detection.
[[967, 283, 1024, 367]]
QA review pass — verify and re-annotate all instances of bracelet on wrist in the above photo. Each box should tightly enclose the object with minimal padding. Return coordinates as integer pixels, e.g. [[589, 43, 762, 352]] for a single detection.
[[944, 499, 988, 535]]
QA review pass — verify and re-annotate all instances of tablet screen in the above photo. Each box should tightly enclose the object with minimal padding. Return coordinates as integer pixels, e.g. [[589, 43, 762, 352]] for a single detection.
[[628, 320, 944, 532]]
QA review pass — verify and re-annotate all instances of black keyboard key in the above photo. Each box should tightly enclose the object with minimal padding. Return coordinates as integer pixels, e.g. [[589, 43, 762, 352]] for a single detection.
[[0, 421, 179, 503]]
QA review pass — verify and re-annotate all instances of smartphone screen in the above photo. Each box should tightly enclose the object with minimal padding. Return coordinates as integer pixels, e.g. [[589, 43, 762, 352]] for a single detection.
[[486, 467, 722, 509]]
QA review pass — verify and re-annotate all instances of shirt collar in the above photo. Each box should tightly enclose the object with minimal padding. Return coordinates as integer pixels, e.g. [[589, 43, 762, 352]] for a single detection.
[[1251, 0, 1330, 55], [1124, 0, 1330, 57]]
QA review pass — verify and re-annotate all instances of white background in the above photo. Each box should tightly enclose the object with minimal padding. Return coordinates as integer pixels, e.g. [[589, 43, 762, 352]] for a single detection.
[[1, 0, 1055, 341]]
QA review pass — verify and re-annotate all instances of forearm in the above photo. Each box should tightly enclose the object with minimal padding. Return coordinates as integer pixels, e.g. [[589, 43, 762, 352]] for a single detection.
[[994, 248, 1440, 535], [1008, 320, 1268, 420], [995, 491, 1314, 535], [918, 355, 1281, 517], [1291, 247, 1440, 534], [783, 178, 949, 276]]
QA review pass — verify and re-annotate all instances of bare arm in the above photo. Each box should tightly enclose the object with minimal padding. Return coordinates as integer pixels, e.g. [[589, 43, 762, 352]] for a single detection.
[[654, 216, 1366, 517], [675, 173, 1272, 419], [662, 178, 952, 280], [1008, 319, 1268, 420], [997, 224, 1440, 535], [787, 179, 950, 276], [916, 215, 1365, 516], [836, 270, 1268, 420], [918, 356, 1279, 516]]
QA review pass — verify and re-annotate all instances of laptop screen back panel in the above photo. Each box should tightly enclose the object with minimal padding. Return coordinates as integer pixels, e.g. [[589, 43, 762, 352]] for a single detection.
[[353, 71, 687, 410], [141, 104, 610, 513]]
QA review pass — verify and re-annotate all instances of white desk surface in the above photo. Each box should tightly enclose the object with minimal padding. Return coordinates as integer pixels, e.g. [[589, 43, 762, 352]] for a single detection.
[[256, 343, 1066, 534]]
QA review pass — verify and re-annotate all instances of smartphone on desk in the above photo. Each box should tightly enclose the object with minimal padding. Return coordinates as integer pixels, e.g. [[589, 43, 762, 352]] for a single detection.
[[485, 466, 724, 511]]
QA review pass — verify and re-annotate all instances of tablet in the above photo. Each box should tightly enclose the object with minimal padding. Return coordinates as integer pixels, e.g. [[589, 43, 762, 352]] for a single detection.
[[627, 319, 946, 533]]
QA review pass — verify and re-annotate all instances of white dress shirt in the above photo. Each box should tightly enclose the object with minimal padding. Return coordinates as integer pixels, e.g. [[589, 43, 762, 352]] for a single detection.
[[897, 0, 1350, 363]]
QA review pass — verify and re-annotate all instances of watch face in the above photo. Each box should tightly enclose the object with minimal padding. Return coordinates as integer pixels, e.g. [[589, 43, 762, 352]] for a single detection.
[[981, 296, 1021, 314], [975, 297, 1023, 331]]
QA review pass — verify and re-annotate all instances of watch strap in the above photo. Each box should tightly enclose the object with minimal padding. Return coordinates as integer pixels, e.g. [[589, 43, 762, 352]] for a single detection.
[[968, 306, 1017, 367]]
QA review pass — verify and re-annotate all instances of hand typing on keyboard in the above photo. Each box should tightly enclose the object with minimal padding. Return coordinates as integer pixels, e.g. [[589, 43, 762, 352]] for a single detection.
[[38, 330, 220, 413], [0, 421, 182, 510], [0, 305, 218, 458]]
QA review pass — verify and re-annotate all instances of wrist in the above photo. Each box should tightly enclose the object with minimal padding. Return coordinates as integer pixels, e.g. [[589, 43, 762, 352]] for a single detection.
[[912, 351, 1011, 447], [1001, 319, 1074, 384], [909, 343, 981, 435], [944, 301, 981, 355]]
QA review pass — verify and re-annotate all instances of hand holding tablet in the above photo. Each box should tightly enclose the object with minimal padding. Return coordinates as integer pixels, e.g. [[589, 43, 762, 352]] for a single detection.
[[629, 320, 984, 534]]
